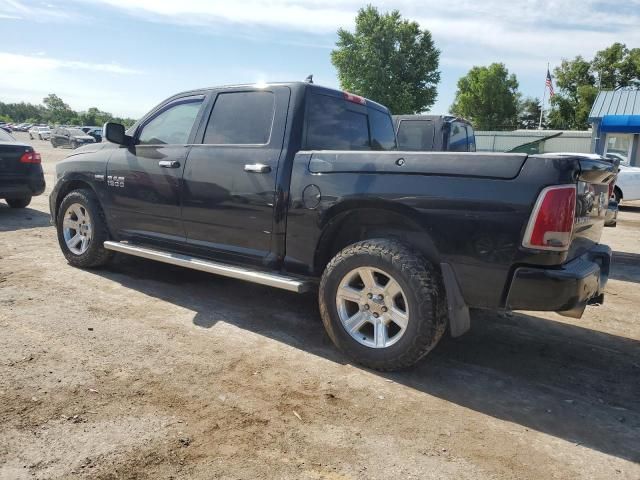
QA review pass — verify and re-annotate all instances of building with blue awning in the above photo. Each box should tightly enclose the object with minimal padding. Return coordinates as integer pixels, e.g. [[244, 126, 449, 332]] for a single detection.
[[589, 90, 640, 166]]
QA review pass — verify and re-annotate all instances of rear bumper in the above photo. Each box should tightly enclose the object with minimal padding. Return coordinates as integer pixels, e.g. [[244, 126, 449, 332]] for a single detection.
[[0, 170, 46, 199], [505, 244, 611, 317]]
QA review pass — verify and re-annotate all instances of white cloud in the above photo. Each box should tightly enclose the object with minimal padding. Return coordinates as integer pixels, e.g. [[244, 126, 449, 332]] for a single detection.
[[0, 52, 142, 75], [84, 0, 640, 68], [0, 0, 80, 22]]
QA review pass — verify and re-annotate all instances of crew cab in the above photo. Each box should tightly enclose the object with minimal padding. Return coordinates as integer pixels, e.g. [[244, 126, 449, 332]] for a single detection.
[[0, 128, 45, 208], [49, 82, 617, 370]]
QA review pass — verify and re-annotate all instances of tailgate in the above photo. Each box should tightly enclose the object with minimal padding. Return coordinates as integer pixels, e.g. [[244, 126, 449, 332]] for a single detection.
[[568, 155, 618, 260]]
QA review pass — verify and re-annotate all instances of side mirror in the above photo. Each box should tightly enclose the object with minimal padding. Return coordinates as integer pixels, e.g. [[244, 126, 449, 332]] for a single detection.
[[104, 122, 131, 146]]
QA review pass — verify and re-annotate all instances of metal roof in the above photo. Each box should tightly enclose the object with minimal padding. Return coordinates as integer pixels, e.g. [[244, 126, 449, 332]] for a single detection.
[[589, 90, 640, 120]]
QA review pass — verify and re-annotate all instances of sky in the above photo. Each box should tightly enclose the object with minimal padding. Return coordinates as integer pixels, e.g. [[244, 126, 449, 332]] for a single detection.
[[1, 0, 640, 119]]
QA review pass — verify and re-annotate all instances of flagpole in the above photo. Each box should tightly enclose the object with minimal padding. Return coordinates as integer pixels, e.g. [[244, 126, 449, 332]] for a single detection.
[[538, 63, 549, 130]]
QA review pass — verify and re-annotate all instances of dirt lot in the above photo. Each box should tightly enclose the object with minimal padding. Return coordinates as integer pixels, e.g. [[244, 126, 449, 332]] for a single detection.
[[1, 132, 639, 479]]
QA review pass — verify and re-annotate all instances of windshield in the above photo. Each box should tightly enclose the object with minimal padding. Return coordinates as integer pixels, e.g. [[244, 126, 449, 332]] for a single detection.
[[68, 128, 85, 136], [38, 127, 50, 131]]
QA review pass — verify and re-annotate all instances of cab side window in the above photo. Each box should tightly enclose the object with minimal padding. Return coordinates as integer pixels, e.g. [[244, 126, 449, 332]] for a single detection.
[[203, 91, 275, 145], [138, 99, 203, 145]]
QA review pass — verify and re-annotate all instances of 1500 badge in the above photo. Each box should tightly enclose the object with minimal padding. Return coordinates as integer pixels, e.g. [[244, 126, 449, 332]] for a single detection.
[[107, 175, 125, 188]]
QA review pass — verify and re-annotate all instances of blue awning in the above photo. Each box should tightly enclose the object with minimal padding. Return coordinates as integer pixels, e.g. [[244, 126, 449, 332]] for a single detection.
[[600, 115, 640, 133]]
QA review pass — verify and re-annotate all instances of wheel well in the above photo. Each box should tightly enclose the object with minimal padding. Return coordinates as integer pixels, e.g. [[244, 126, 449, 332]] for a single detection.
[[54, 180, 95, 220], [314, 208, 440, 275]]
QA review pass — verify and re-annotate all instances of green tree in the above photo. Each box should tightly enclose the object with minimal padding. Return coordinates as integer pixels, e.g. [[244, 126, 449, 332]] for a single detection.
[[79, 107, 115, 126], [331, 5, 440, 114], [517, 96, 544, 129], [592, 43, 640, 88], [451, 63, 519, 130], [43, 93, 75, 124], [548, 56, 598, 129]]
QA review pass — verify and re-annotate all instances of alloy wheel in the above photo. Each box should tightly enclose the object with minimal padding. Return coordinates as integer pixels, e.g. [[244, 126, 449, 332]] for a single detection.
[[335, 266, 409, 348]]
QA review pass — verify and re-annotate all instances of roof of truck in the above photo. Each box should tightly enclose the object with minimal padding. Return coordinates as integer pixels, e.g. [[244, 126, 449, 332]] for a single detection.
[[170, 82, 391, 113]]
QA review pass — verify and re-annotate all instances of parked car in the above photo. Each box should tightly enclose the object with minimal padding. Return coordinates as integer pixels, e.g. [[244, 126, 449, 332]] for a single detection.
[[606, 158, 640, 203], [393, 115, 476, 152], [86, 127, 102, 143], [49, 82, 617, 371], [80, 126, 100, 134], [50, 127, 96, 149], [29, 126, 51, 140], [0, 128, 45, 208], [0, 123, 11, 133]]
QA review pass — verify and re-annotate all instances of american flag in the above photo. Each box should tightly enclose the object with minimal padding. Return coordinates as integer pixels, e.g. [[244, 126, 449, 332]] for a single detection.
[[546, 69, 555, 96]]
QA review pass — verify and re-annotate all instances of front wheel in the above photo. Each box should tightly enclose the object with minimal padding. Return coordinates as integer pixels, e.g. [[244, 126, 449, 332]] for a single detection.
[[56, 189, 113, 268], [319, 239, 447, 371]]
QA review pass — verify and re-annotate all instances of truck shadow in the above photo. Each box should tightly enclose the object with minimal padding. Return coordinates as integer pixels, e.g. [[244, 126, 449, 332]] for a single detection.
[[611, 251, 640, 284], [0, 204, 52, 232], [93, 254, 640, 463]]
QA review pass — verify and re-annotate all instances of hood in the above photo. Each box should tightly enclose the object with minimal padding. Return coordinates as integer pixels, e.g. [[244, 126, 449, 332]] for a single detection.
[[66, 141, 112, 156], [72, 135, 95, 141]]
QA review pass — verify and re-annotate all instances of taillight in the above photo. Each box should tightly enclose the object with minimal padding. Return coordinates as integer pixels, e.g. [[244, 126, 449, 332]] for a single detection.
[[608, 182, 615, 199], [344, 91, 366, 105], [19, 151, 41, 164], [523, 185, 576, 251]]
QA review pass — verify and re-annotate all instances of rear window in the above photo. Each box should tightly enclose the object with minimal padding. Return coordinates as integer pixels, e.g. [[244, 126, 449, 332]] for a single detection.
[[305, 93, 395, 151], [448, 122, 469, 152], [397, 120, 436, 151], [369, 109, 396, 150]]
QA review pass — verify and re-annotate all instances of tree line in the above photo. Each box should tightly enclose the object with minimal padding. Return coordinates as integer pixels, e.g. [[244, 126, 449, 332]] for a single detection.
[[0, 94, 136, 127], [331, 6, 640, 131]]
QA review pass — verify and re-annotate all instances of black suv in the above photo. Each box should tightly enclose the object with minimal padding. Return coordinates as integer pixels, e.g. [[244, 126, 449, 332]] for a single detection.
[[51, 127, 96, 149]]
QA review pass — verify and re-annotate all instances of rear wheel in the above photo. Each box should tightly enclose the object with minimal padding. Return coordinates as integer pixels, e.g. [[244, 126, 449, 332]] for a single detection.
[[614, 187, 622, 204], [319, 239, 447, 371], [56, 189, 113, 268], [6, 197, 32, 208]]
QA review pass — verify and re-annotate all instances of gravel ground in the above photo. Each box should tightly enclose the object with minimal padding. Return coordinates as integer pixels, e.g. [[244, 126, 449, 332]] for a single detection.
[[1, 132, 639, 479]]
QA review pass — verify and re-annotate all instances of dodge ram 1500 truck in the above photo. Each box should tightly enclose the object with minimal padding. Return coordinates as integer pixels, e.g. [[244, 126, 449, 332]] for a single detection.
[[49, 82, 617, 371]]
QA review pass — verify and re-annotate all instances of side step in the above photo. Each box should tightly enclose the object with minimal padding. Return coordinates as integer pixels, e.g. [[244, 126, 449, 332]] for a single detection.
[[103, 241, 313, 293]]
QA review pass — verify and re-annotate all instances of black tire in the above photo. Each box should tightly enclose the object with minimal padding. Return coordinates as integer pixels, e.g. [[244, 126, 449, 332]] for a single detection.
[[56, 189, 113, 268], [319, 239, 447, 371], [6, 197, 32, 208], [51, 140, 57, 148], [614, 187, 622, 204]]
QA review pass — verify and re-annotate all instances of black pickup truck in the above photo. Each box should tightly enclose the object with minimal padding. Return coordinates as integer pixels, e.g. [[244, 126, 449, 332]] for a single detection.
[[49, 82, 616, 370]]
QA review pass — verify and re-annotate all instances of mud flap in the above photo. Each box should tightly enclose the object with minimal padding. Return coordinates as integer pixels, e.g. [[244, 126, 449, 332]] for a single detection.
[[440, 263, 470, 337]]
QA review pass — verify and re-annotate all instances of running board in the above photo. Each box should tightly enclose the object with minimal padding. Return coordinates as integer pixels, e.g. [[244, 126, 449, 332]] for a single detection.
[[103, 241, 312, 293]]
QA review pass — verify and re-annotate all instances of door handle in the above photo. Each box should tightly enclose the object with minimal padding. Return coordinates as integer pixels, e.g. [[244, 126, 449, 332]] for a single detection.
[[244, 163, 271, 173], [159, 160, 181, 168]]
